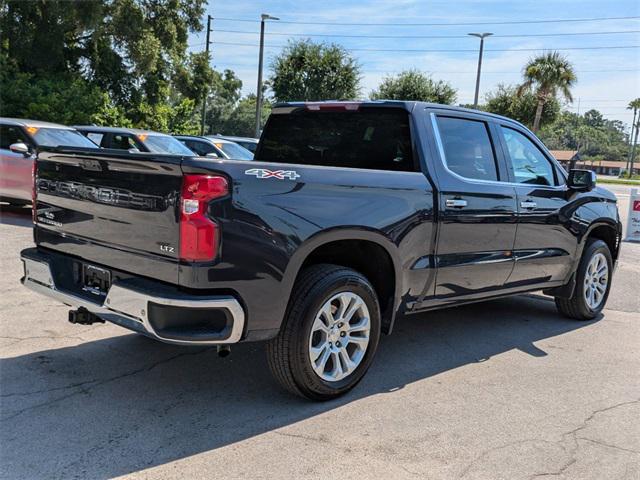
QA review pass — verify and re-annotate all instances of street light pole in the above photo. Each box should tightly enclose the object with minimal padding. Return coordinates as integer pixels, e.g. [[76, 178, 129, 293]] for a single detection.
[[200, 14, 213, 135], [255, 13, 279, 138], [468, 32, 493, 109]]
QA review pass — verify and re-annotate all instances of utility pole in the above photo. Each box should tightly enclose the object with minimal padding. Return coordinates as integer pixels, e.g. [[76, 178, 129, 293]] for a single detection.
[[200, 14, 213, 136], [468, 33, 492, 109], [255, 13, 279, 138], [631, 116, 639, 178], [626, 107, 637, 174]]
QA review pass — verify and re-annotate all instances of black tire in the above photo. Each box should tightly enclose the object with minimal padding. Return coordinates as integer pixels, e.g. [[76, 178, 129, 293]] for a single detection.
[[555, 239, 612, 320], [267, 264, 381, 401]]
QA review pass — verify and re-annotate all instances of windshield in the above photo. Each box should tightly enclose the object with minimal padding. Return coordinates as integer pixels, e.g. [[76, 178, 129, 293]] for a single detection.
[[217, 142, 254, 160], [32, 128, 99, 148], [143, 135, 195, 155]]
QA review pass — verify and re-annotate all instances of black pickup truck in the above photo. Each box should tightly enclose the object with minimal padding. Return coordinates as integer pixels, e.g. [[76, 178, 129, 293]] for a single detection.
[[21, 101, 621, 400]]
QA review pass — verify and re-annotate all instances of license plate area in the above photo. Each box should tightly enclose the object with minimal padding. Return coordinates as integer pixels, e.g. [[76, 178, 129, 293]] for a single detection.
[[82, 264, 111, 297]]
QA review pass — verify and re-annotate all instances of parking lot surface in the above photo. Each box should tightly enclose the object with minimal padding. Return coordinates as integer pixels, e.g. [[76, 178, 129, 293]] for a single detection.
[[1, 187, 639, 479]]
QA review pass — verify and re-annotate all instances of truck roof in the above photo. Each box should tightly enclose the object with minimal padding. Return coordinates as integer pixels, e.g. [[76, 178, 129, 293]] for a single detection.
[[72, 125, 170, 136], [273, 100, 525, 128], [177, 135, 236, 144], [0, 117, 75, 129]]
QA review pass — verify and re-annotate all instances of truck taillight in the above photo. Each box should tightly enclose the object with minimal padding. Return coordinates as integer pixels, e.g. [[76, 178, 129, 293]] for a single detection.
[[179, 174, 229, 262]]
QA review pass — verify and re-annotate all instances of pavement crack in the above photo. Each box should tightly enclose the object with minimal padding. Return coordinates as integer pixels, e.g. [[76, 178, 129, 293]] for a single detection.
[[0, 348, 212, 421], [273, 430, 331, 445], [527, 458, 577, 479], [577, 437, 640, 455], [561, 398, 639, 441], [459, 398, 640, 479]]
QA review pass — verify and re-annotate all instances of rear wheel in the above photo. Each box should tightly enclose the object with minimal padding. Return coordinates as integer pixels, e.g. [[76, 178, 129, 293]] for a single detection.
[[555, 239, 612, 320], [267, 264, 381, 400]]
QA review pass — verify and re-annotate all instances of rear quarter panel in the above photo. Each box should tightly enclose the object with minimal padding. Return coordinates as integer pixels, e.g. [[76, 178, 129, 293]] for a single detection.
[[181, 158, 435, 338]]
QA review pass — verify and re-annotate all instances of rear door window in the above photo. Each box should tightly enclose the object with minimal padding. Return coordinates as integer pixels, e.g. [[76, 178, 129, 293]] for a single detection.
[[109, 134, 139, 151], [256, 107, 416, 172], [435, 116, 499, 182], [183, 139, 218, 157], [86, 132, 105, 147]]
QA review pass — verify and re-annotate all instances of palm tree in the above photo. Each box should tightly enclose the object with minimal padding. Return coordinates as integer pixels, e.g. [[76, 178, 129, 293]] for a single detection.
[[626, 98, 640, 175], [517, 51, 577, 132]]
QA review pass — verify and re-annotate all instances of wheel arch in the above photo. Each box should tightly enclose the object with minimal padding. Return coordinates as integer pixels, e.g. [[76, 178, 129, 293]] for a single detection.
[[282, 228, 403, 335]]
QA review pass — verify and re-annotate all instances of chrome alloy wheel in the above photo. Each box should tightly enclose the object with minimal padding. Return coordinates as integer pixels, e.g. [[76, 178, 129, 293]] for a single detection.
[[308, 292, 371, 382], [584, 252, 609, 310]]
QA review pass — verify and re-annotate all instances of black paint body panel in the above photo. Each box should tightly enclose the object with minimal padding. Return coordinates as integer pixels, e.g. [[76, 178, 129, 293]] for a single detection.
[[28, 102, 622, 341]]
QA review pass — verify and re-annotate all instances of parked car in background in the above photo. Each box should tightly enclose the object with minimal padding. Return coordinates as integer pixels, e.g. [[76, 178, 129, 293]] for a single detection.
[[1, 118, 98, 206], [209, 135, 258, 153], [175, 135, 254, 160], [74, 126, 195, 155]]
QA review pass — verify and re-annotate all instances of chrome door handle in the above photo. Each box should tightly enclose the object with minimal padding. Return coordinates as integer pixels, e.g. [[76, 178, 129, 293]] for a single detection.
[[520, 200, 537, 209], [446, 199, 468, 208]]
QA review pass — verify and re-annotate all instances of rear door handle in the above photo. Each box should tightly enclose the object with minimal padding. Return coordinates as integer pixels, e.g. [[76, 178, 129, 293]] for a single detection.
[[520, 200, 537, 209], [445, 199, 468, 208]]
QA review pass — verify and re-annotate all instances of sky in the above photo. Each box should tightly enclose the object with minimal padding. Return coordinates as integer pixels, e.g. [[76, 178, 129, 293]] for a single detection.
[[188, 0, 640, 130]]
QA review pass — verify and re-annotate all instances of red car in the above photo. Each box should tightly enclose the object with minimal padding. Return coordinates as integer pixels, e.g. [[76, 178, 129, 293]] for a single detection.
[[0, 118, 98, 206]]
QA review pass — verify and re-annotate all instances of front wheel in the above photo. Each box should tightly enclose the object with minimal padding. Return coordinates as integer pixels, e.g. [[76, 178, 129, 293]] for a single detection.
[[267, 264, 381, 400], [555, 239, 613, 320]]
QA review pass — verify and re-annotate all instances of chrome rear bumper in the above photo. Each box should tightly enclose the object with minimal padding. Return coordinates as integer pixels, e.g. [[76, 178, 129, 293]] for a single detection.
[[21, 255, 245, 345]]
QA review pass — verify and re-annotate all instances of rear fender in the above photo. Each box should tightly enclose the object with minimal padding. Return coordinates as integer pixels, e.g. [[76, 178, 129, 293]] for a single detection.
[[282, 228, 403, 334]]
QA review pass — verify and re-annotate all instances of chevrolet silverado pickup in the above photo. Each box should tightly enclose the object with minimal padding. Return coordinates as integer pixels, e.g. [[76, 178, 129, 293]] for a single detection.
[[21, 102, 622, 400]]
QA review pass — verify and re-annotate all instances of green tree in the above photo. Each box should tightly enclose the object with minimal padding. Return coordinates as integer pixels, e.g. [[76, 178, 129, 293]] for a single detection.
[[517, 51, 577, 132], [370, 70, 456, 104], [0, 0, 213, 131], [484, 84, 559, 128], [270, 39, 361, 102], [205, 69, 244, 134], [209, 95, 271, 137], [538, 110, 630, 161], [0, 56, 103, 124], [628, 98, 640, 174], [626, 99, 640, 169]]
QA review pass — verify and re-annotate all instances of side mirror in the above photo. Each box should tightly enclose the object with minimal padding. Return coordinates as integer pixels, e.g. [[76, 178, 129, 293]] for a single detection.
[[205, 152, 220, 158], [568, 169, 596, 192], [9, 142, 30, 156]]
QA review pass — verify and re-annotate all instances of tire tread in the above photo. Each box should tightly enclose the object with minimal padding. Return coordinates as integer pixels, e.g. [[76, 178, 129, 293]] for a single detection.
[[267, 264, 355, 398], [555, 238, 611, 320]]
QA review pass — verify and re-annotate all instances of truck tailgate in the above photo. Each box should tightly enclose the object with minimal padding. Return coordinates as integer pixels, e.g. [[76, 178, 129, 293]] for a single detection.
[[34, 149, 184, 284]]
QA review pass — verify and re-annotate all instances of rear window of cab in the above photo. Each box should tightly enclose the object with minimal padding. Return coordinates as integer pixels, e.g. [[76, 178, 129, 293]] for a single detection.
[[256, 107, 416, 172]]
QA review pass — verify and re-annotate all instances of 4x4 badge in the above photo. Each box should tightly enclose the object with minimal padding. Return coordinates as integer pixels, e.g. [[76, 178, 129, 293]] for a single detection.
[[245, 168, 300, 180]]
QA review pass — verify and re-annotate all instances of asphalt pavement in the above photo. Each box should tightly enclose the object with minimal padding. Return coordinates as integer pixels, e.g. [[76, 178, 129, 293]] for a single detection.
[[1, 195, 638, 480]]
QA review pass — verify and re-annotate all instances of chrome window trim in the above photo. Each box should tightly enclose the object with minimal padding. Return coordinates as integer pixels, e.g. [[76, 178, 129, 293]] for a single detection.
[[429, 112, 567, 191]]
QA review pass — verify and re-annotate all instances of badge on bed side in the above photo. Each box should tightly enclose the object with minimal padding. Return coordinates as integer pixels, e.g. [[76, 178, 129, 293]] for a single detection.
[[245, 168, 300, 180]]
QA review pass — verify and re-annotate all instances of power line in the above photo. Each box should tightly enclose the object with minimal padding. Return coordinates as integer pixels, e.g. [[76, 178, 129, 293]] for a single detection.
[[213, 15, 640, 27], [212, 29, 640, 40], [358, 68, 639, 74], [200, 59, 639, 75], [210, 41, 640, 53]]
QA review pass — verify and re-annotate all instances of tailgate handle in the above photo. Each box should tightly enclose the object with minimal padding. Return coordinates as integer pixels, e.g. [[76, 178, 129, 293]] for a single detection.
[[445, 198, 468, 208]]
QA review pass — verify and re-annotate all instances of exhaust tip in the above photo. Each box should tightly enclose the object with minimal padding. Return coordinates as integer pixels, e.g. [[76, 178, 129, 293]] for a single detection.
[[217, 345, 231, 358]]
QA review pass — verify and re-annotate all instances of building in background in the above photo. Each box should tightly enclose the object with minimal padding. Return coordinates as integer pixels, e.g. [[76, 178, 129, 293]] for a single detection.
[[551, 150, 639, 176]]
